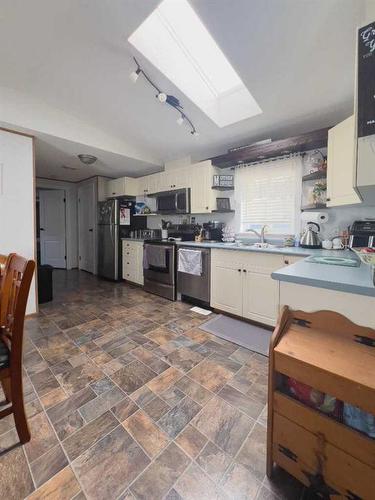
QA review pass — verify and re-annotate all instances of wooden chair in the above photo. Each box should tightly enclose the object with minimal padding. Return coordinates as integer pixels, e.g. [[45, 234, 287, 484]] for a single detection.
[[0, 254, 35, 444]]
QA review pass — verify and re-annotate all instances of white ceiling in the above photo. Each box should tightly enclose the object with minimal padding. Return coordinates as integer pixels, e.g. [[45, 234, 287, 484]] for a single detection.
[[0, 0, 367, 181]]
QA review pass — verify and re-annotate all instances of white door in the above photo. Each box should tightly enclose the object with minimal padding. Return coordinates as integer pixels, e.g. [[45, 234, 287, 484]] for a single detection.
[[242, 271, 279, 326], [210, 264, 243, 316], [78, 183, 95, 273], [39, 189, 66, 268]]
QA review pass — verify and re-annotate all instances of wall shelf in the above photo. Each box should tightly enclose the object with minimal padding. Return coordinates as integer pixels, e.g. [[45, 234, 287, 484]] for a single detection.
[[301, 203, 327, 211], [302, 171, 327, 182], [211, 209, 235, 213], [211, 186, 234, 191]]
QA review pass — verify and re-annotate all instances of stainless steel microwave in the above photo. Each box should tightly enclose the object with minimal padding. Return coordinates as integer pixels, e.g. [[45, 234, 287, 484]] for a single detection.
[[155, 188, 190, 214]]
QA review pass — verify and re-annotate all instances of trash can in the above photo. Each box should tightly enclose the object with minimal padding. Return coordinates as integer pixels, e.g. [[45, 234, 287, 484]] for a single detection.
[[37, 265, 53, 304]]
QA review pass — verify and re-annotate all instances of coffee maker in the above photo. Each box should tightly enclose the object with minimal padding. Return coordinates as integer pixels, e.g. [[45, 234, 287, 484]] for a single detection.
[[202, 221, 225, 242]]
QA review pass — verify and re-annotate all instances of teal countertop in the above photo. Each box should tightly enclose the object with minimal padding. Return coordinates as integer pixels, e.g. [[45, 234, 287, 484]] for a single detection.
[[272, 254, 375, 297], [175, 242, 375, 297]]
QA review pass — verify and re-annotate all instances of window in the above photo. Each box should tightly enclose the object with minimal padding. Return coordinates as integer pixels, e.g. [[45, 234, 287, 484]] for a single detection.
[[235, 156, 302, 235], [128, 0, 262, 127]]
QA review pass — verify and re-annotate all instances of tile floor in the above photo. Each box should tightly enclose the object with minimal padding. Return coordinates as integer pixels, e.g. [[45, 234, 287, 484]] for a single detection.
[[0, 270, 305, 500]]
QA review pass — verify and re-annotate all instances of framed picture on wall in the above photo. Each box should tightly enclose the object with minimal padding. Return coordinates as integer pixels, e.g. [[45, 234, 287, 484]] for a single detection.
[[216, 198, 231, 211]]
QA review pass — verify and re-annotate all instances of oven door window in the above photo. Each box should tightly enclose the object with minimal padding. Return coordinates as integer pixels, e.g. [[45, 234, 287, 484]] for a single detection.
[[157, 194, 175, 212]]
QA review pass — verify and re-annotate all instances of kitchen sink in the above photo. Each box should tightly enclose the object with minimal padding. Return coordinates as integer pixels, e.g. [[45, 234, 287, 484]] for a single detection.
[[305, 255, 360, 267], [233, 242, 280, 249]]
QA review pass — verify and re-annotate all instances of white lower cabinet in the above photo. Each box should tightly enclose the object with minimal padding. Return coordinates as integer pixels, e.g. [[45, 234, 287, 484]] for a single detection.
[[122, 240, 144, 285], [211, 249, 287, 326]]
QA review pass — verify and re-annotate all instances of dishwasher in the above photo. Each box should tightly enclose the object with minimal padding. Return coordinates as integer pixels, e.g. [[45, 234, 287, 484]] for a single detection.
[[177, 246, 211, 306]]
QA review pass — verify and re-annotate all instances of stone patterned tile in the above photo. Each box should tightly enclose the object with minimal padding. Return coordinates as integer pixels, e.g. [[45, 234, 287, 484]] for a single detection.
[[229, 347, 255, 365], [165, 489, 183, 500], [163, 347, 203, 372], [63, 411, 118, 461], [111, 396, 139, 423], [209, 353, 242, 374], [235, 423, 267, 481], [47, 386, 96, 424], [146, 326, 179, 345], [0, 447, 34, 499], [25, 411, 59, 463], [24, 349, 49, 375], [218, 384, 264, 419], [40, 387, 68, 409], [160, 386, 186, 407], [175, 424, 207, 459], [143, 396, 170, 421], [221, 462, 261, 499], [131, 346, 170, 374], [79, 387, 124, 422], [30, 368, 60, 397], [158, 396, 201, 439], [89, 376, 115, 395], [28, 466, 81, 500], [123, 410, 170, 458], [73, 426, 150, 499], [228, 365, 258, 394], [112, 360, 156, 394], [147, 366, 184, 395], [54, 410, 85, 441], [192, 396, 254, 457], [130, 442, 190, 500], [130, 385, 156, 408], [30, 444, 68, 488], [188, 359, 233, 393], [56, 360, 104, 395], [203, 339, 238, 357], [174, 462, 226, 500], [247, 374, 268, 405], [262, 465, 304, 499], [196, 441, 232, 482], [175, 376, 213, 405]]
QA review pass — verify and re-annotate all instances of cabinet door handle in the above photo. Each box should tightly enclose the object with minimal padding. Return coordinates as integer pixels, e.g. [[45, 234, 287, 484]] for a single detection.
[[238, 269, 241, 272], [243, 269, 247, 272], [326, 197, 331, 202], [284, 260, 289, 265]]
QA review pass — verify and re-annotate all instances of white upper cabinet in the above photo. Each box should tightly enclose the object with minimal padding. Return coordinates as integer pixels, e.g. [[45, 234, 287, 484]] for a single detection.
[[105, 177, 139, 197], [189, 160, 216, 214], [327, 115, 361, 207]]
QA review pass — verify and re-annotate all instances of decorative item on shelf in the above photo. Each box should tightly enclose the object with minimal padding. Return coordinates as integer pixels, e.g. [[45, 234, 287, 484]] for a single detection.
[[216, 198, 231, 211], [309, 180, 327, 205], [351, 247, 375, 284], [221, 225, 235, 243], [134, 202, 151, 214], [129, 57, 198, 136], [213, 174, 234, 187], [303, 149, 325, 174]]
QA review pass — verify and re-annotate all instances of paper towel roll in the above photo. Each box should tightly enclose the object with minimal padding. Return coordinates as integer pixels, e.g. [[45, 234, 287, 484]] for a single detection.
[[301, 211, 329, 224]]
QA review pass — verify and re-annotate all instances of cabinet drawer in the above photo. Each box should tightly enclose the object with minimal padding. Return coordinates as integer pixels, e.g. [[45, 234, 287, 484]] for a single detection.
[[273, 412, 374, 499], [211, 249, 243, 268]]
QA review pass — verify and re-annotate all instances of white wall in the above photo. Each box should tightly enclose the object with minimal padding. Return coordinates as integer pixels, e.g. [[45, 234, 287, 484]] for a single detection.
[[36, 178, 78, 269], [0, 129, 36, 313]]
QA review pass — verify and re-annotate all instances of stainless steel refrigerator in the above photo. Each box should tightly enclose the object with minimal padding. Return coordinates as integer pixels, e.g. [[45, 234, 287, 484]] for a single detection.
[[98, 199, 145, 280]]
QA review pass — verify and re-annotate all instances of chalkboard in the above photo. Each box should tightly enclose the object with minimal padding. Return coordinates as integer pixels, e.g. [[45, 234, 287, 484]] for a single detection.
[[357, 21, 375, 138]]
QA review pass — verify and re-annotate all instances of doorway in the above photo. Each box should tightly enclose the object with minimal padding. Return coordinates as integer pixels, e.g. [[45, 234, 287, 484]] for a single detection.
[[38, 189, 67, 268]]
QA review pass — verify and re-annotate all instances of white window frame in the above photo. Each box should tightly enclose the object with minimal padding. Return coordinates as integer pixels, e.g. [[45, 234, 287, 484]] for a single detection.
[[235, 156, 302, 238]]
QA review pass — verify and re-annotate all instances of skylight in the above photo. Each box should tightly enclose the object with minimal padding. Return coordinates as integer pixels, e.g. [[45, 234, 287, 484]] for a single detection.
[[128, 0, 262, 127]]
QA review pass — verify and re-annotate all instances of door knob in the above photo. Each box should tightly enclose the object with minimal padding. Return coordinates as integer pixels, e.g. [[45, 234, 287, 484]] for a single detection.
[[40, 228, 45, 231], [89, 228, 93, 232]]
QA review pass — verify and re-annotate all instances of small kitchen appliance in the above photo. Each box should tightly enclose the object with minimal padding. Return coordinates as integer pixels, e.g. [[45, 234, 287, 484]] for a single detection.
[[349, 220, 375, 248], [300, 222, 322, 249], [202, 221, 225, 242]]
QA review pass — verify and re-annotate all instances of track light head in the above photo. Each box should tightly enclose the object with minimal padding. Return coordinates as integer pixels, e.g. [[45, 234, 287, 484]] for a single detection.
[[130, 68, 141, 83], [157, 92, 167, 103]]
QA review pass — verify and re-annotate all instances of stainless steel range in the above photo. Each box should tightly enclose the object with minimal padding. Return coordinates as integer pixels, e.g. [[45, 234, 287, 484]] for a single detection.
[[143, 225, 198, 300]]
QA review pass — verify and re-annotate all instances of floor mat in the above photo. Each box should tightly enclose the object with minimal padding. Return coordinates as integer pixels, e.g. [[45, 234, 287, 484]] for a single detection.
[[200, 314, 272, 356]]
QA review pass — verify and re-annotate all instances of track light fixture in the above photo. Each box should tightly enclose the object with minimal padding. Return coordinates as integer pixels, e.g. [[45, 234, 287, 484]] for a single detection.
[[130, 57, 198, 136]]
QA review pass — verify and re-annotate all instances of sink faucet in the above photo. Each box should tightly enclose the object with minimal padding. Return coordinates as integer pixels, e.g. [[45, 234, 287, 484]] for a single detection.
[[247, 225, 269, 243]]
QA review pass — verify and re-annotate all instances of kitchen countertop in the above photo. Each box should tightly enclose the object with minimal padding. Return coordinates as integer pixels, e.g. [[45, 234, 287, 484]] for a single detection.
[[272, 253, 375, 297], [175, 240, 314, 257], [174, 241, 375, 297], [121, 238, 145, 242]]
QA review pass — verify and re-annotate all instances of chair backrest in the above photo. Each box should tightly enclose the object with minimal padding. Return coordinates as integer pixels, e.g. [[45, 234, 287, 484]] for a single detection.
[[0, 254, 35, 370], [0, 253, 15, 325]]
